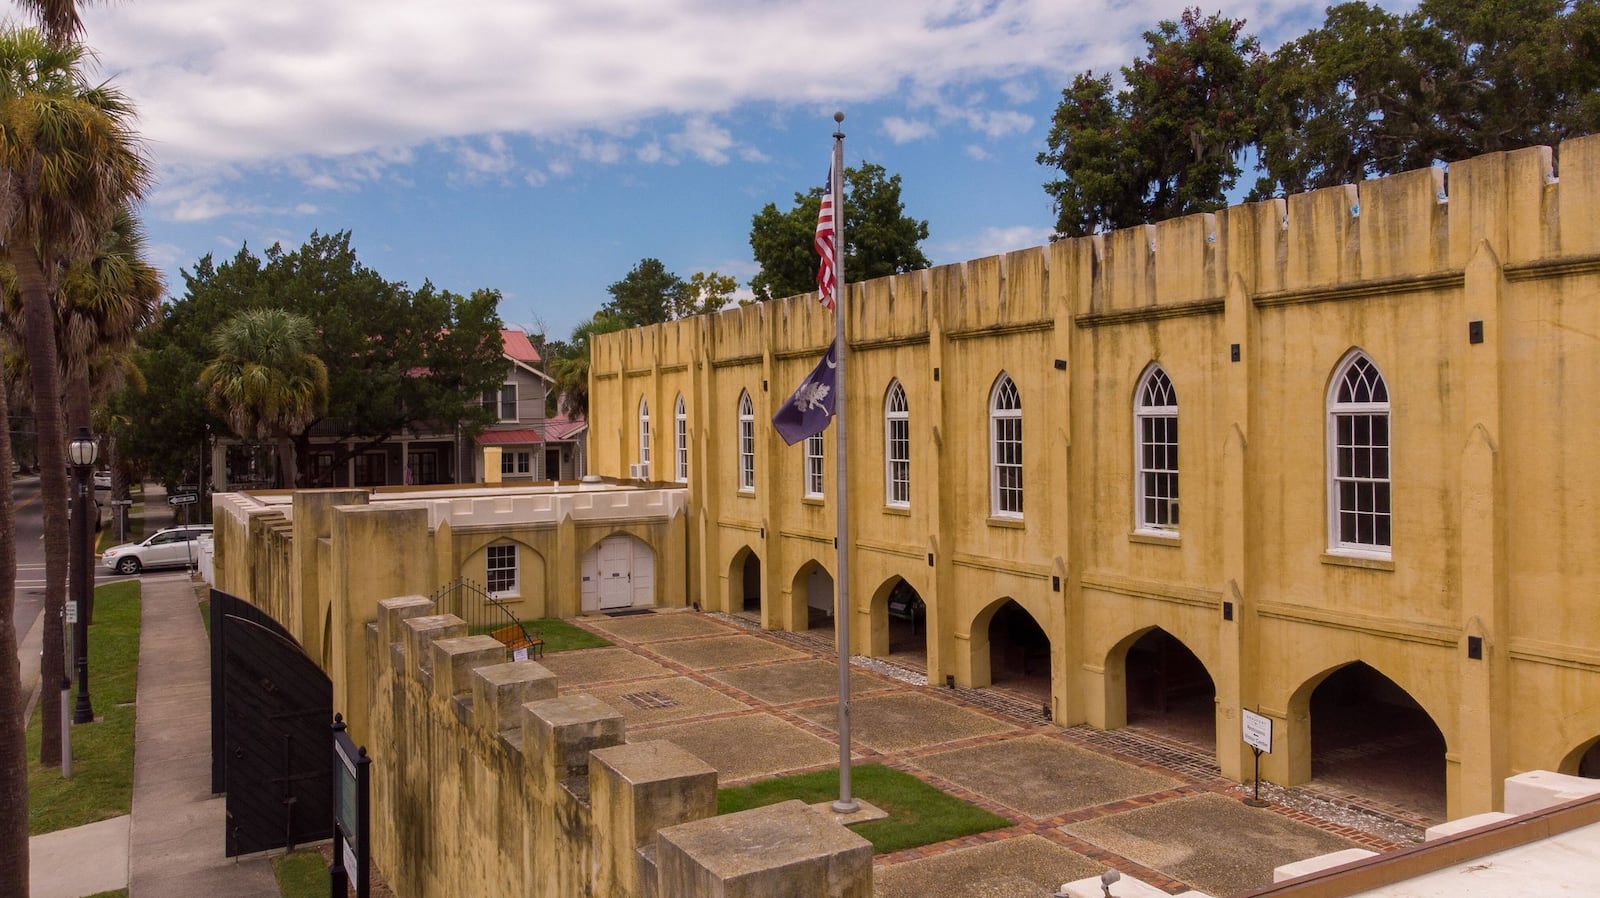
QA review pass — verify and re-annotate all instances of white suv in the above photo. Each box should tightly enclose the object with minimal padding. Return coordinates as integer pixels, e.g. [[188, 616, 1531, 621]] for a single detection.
[[102, 525, 213, 575]]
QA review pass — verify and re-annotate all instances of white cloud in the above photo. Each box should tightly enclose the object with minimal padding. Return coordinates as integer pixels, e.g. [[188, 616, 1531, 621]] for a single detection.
[[667, 116, 735, 165], [931, 224, 1055, 261], [451, 134, 516, 182], [883, 116, 935, 143], [965, 144, 991, 160]]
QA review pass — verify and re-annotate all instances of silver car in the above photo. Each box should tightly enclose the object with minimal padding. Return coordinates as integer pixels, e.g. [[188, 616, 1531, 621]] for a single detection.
[[102, 525, 213, 574]]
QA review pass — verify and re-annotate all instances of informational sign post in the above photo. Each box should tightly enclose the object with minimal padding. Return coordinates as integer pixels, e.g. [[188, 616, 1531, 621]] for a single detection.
[[330, 714, 371, 898], [1241, 709, 1273, 807]]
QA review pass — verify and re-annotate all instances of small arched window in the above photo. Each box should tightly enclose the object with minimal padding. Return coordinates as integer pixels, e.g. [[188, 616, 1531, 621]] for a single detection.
[[1328, 351, 1391, 553], [737, 390, 755, 493], [1135, 365, 1178, 532], [638, 397, 651, 474], [884, 381, 909, 507], [804, 432, 825, 498], [674, 393, 688, 483], [990, 374, 1022, 517]]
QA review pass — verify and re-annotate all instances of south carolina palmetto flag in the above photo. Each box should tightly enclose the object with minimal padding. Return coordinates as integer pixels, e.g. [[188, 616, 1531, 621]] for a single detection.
[[772, 335, 839, 446]]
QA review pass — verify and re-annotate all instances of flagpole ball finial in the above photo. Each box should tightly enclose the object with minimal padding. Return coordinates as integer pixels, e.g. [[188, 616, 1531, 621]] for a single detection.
[[834, 110, 844, 124]]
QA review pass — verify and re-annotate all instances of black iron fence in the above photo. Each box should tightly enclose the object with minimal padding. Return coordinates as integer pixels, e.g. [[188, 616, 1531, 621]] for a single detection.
[[430, 578, 541, 656]]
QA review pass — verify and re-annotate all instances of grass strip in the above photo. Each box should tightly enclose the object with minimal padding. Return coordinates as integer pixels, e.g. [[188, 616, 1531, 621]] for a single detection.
[[27, 580, 141, 835], [716, 763, 1010, 854], [272, 848, 328, 898], [466, 617, 611, 653]]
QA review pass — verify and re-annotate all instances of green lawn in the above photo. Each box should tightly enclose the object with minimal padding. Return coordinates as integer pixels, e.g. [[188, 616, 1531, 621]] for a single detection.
[[272, 849, 328, 897], [27, 580, 142, 835], [716, 764, 1011, 854], [467, 617, 612, 653]]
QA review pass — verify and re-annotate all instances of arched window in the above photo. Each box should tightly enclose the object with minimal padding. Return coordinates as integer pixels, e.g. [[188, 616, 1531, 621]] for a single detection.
[[884, 381, 909, 507], [1135, 365, 1178, 532], [638, 397, 651, 475], [804, 432, 825, 498], [737, 390, 755, 493], [990, 374, 1022, 517], [1328, 352, 1391, 553], [674, 393, 688, 483]]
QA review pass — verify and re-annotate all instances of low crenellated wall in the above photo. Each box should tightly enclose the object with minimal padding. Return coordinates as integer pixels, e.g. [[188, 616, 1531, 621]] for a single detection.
[[366, 595, 873, 898]]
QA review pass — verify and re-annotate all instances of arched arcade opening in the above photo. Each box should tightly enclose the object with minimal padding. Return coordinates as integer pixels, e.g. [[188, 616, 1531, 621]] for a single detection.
[[729, 548, 761, 615], [1122, 628, 1216, 749], [868, 576, 928, 669], [792, 561, 835, 630], [980, 599, 1051, 701], [1301, 661, 1448, 822]]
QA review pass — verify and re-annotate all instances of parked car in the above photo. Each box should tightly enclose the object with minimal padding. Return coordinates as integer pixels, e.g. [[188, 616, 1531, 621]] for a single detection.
[[93, 470, 112, 490], [102, 525, 213, 575]]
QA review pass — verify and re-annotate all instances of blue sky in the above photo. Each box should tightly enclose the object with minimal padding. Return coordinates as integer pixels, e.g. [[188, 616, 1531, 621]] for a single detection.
[[67, 0, 1411, 342]]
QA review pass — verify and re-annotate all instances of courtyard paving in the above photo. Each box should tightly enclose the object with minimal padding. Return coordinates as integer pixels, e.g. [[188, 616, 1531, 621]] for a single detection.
[[549, 609, 1423, 897]]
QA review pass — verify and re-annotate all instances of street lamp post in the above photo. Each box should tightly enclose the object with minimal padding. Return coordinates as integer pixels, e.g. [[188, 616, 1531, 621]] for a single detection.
[[69, 426, 98, 725]]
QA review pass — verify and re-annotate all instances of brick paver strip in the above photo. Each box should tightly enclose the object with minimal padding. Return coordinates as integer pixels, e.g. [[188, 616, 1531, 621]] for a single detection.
[[645, 633, 809, 670]]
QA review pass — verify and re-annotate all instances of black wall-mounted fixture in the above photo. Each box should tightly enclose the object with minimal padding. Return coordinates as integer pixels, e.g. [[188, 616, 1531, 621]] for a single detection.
[[1230, 343, 1241, 362], [1053, 359, 1067, 370], [1052, 575, 1061, 592], [761, 379, 768, 391], [945, 674, 955, 689], [1467, 635, 1483, 660], [927, 553, 934, 567], [1223, 601, 1234, 621], [1469, 321, 1484, 344], [933, 367, 940, 382]]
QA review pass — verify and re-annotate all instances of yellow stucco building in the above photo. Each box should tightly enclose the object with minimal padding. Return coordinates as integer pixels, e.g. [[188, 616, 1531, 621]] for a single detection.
[[587, 137, 1600, 821]]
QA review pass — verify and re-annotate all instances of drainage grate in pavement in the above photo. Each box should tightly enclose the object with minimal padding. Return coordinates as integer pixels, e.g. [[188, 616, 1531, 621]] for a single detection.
[[619, 690, 680, 710]]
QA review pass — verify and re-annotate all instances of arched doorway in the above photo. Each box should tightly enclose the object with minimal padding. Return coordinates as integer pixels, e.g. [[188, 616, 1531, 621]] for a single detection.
[[730, 548, 761, 615], [580, 533, 655, 613], [792, 562, 834, 630], [1305, 662, 1447, 821], [1561, 736, 1600, 778], [985, 599, 1051, 700], [869, 576, 927, 668], [1123, 628, 1215, 749]]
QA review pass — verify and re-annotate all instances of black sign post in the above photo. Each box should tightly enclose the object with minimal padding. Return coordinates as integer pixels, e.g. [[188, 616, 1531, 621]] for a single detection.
[[331, 714, 371, 898]]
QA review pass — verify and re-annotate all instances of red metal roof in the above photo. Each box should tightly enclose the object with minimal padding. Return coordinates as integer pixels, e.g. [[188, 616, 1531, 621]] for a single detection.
[[501, 329, 541, 364], [475, 428, 544, 445], [542, 413, 587, 441]]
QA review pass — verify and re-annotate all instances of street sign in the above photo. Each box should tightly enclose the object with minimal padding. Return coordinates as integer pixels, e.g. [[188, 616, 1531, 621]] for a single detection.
[[65, 601, 78, 624], [1242, 709, 1273, 753], [168, 493, 199, 506], [110, 499, 133, 507]]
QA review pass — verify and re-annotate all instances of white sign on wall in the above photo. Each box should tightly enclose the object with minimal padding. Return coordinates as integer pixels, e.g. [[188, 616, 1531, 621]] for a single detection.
[[1242, 709, 1273, 753]]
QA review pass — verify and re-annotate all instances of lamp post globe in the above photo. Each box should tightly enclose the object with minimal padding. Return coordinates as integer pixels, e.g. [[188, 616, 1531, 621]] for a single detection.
[[69, 426, 98, 724]]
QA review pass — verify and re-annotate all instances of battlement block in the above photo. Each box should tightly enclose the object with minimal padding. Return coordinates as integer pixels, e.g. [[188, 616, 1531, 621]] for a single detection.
[[431, 634, 507, 700], [376, 595, 435, 653], [655, 799, 872, 898], [592, 740, 718, 896], [522, 694, 625, 793], [470, 660, 558, 734], [402, 613, 466, 675]]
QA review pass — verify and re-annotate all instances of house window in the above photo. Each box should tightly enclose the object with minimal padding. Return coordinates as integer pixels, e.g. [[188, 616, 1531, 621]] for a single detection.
[[353, 452, 387, 486], [738, 390, 755, 493], [1329, 352, 1391, 553], [1135, 366, 1179, 532], [500, 450, 531, 475], [885, 381, 909, 507], [990, 373, 1022, 517], [484, 384, 517, 422], [805, 432, 825, 498], [674, 394, 688, 483], [638, 397, 651, 475], [486, 543, 518, 596]]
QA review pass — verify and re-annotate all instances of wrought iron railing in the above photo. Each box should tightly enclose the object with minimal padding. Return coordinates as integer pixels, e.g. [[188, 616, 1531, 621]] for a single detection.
[[430, 578, 541, 656]]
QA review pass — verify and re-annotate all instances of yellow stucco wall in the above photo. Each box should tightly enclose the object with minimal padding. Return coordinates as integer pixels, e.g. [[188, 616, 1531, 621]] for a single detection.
[[588, 137, 1600, 819]]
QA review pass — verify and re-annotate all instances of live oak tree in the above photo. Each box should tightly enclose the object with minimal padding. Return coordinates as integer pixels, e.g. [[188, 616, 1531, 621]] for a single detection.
[[748, 162, 930, 302], [115, 232, 508, 488]]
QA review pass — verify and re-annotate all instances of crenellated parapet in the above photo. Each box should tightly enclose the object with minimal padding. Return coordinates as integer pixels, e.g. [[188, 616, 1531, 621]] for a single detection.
[[366, 595, 872, 898]]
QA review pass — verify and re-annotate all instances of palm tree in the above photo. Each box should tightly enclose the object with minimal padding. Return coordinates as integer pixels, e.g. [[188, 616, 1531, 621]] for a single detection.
[[547, 312, 626, 419], [200, 309, 329, 488], [0, 28, 150, 773]]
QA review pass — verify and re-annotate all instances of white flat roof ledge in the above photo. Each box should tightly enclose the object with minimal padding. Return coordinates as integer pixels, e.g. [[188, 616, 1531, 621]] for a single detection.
[[1424, 812, 1515, 841], [1234, 789, 1600, 897], [1273, 849, 1378, 883], [1056, 873, 1213, 897], [1504, 769, 1600, 814]]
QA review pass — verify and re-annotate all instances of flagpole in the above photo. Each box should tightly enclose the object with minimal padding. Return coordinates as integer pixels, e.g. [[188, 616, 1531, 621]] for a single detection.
[[829, 111, 858, 815]]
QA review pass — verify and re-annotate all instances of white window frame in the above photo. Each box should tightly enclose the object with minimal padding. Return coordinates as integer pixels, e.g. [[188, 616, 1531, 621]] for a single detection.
[[1327, 351, 1392, 556], [638, 396, 651, 473], [483, 384, 517, 422], [674, 394, 688, 483], [989, 373, 1023, 518], [737, 390, 755, 493], [1134, 365, 1179, 533], [804, 432, 825, 498], [486, 543, 519, 597], [500, 450, 531, 476], [884, 380, 909, 508]]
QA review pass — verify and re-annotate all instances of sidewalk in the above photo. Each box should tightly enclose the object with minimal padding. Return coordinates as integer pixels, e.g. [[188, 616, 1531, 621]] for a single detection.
[[28, 572, 280, 898]]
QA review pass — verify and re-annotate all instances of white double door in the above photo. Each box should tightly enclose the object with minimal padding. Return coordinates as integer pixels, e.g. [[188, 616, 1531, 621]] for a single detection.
[[580, 534, 655, 612]]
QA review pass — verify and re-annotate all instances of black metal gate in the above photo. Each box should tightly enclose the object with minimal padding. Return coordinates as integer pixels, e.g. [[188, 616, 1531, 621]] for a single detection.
[[209, 589, 333, 856]]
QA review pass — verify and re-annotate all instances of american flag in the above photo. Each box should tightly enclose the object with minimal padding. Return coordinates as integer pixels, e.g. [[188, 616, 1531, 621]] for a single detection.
[[815, 164, 837, 311]]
